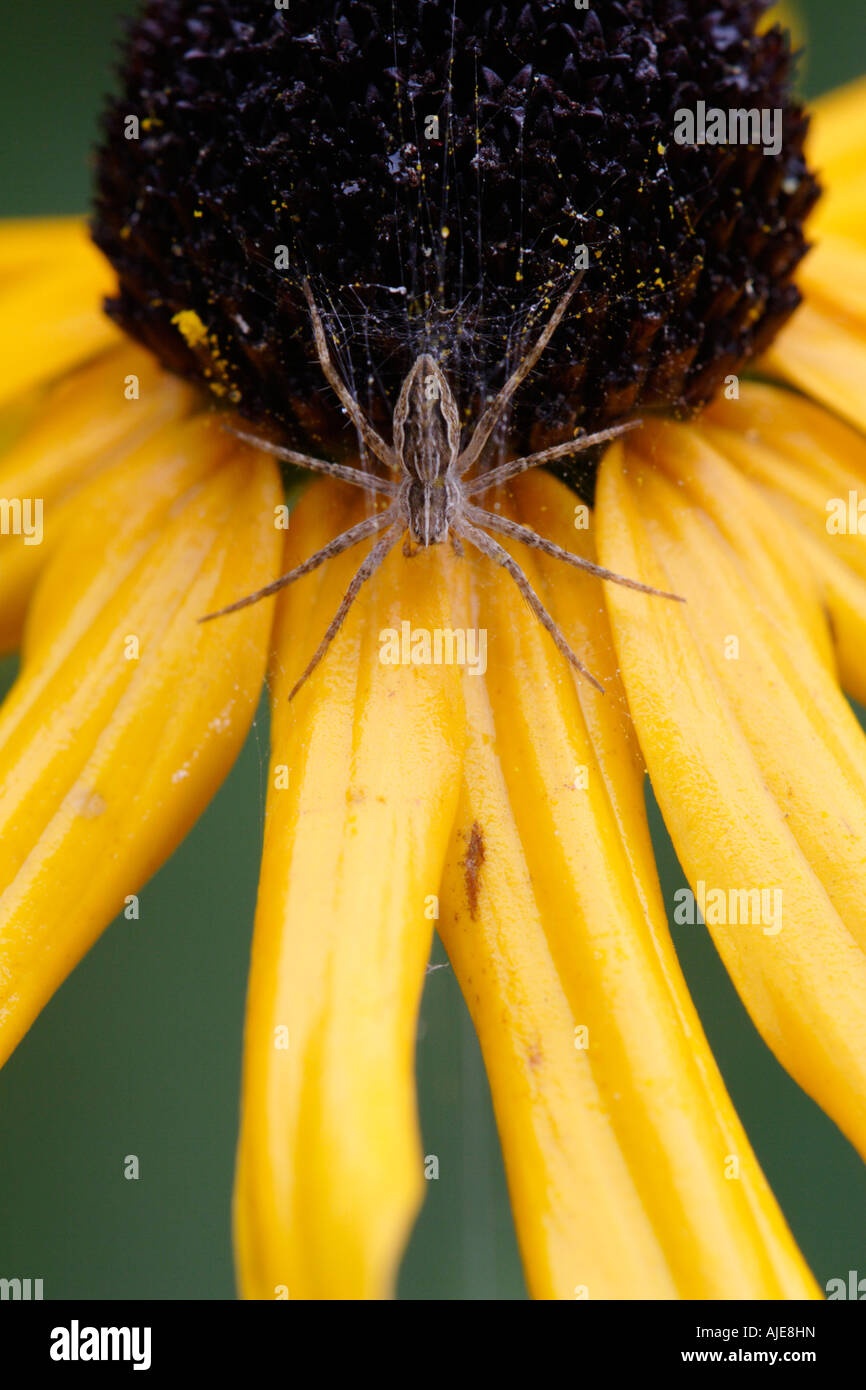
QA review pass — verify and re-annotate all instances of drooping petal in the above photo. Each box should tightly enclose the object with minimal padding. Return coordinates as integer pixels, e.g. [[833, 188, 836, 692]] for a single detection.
[[797, 234, 866, 322], [0, 217, 101, 283], [0, 415, 283, 1064], [234, 480, 465, 1300], [0, 345, 196, 653], [806, 77, 866, 237], [596, 427, 866, 1162], [0, 219, 120, 410], [702, 381, 866, 705], [436, 468, 818, 1299], [763, 297, 866, 436], [762, 80, 866, 426]]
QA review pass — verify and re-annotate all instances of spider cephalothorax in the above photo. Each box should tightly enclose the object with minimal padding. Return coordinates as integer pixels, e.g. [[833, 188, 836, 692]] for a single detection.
[[203, 273, 682, 695]]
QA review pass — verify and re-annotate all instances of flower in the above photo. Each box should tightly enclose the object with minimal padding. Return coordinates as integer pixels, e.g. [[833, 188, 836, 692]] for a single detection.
[[1, 1, 865, 1300]]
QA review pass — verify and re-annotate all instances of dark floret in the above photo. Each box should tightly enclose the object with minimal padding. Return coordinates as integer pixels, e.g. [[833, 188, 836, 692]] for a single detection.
[[93, 0, 819, 483]]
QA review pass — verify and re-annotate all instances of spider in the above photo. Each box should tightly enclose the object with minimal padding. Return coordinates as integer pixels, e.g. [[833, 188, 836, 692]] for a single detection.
[[201, 270, 682, 696]]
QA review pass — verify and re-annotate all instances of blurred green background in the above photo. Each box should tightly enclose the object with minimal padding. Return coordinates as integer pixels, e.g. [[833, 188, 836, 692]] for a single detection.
[[0, 0, 865, 1300]]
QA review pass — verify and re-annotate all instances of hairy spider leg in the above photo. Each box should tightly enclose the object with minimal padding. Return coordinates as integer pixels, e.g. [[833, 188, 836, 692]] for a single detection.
[[288, 521, 404, 698], [465, 505, 684, 601], [454, 268, 587, 477], [456, 520, 605, 693], [303, 280, 399, 471], [466, 421, 641, 496], [202, 280, 683, 693], [199, 507, 399, 621], [226, 426, 397, 495]]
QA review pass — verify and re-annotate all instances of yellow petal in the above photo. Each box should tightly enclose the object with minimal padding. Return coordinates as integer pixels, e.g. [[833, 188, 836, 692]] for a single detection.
[[0, 217, 100, 283], [768, 83, 866, 403], [0, 218, 120, 410], [802, 78, 866, 241], [703, 381, 866, 704], [596, 427, 866, 1160], [808, 77, 866, 201], [234, 480, 465, 1300], [0, 416, 283, 1063], [797, 234, 866, 328], [0, 345, 196, 653], [436, 467, 818, 1299], [763, 300, 866, 436]]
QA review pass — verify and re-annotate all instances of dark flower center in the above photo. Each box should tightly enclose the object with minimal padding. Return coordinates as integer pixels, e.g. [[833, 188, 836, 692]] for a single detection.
[[93, 0, 819, 481]]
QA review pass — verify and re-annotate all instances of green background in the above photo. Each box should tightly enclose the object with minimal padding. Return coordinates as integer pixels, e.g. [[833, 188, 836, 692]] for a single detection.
[[0, 0, 864, 1300]]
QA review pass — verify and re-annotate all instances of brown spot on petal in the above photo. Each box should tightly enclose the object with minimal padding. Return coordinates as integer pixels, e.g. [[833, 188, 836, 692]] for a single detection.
[[462, 821, 485, 920]]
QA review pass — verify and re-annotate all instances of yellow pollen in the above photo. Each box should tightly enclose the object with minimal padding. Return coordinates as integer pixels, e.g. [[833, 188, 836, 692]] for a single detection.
[[171, 309, 209, 348]]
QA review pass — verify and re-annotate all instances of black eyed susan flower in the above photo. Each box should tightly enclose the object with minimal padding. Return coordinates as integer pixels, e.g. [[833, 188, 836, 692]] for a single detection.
[[1, 0, 865, 1299]]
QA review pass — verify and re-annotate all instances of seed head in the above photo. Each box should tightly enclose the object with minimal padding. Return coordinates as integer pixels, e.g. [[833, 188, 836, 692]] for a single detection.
[[93, 0, 818, 483]]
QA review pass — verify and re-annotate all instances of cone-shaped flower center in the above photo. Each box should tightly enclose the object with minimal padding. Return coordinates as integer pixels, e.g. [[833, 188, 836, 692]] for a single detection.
[[93, 0, 819, 479]]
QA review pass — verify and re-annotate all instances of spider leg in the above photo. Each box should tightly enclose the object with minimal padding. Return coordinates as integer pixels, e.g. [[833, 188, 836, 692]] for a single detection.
[[456, 520, 605, 693], [289, 521, 404, 699], [303, 280, 398, 471], [454, 268, 586, 477], [199, 508, 398, 621], [226, 426, 397, 495], [465, 506, 685, 602], [466, 421, 641, 496]]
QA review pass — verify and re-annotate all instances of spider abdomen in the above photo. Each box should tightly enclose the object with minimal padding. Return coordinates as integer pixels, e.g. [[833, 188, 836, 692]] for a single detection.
[[406, 478, 452, 547], [393, 355, 461, 484]]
